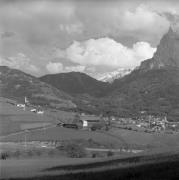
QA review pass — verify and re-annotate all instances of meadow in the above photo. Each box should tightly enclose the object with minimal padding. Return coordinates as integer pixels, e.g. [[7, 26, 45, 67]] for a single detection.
[[0, 99, 75, 135], [1, 98, 179, 180], [1, 151, 179, 179]]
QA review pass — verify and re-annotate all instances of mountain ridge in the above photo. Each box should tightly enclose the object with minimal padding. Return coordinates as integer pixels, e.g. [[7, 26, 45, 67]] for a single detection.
[[40, 71, 110, 97], [0, 66, 76, 110], [1, 27, 179, 120]]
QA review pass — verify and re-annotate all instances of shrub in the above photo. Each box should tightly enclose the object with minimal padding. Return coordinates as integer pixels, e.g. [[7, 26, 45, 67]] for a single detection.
[[65, 143, 86, 158], [92, 153, 96, 158], [107, 151, 114, 157], [91, 123, 104, 131], [0, 152, 9, 160]]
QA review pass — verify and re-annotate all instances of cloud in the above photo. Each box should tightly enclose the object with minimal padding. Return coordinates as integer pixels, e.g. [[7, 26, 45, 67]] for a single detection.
[[0, 0, 176, 77], [46, 62, 64, 74], [132, 42, 157, 61], [0, 53, 39, 73], [65, 65, 85, 72], [46, 61, 85, 74], [120, 5, 169, 32], [75, 3, 170, 45], [59, 22, 84, 34], [63, 38, 156, 69]]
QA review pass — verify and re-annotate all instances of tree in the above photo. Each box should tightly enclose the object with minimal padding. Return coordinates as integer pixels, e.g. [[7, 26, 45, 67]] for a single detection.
[[0, 152, 9, 160], [65, 143, 86, 158], [107, 151, 114, 157]]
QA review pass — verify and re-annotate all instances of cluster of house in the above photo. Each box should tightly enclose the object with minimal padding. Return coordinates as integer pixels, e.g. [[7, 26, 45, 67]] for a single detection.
[[136, 115, 168, 131], [114, 113, 179, 132], [16, 97, 179, 133], [16, 97, 44, 115], [58, 112, 176, 133], [76, 112, 179, 133]]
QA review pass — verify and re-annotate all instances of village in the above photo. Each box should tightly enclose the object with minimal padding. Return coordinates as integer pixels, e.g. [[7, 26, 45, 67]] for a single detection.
[[15, 97, 179, 134]]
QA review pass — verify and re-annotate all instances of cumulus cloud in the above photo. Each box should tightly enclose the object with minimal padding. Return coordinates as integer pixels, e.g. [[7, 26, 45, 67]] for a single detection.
[[46, 62, 64, 74], [62, 38, 156, 69], [0, 53, 39, 73], [65, 65, 85, 72], [46, 62, 85, 74], [0, 0, 176, 76]]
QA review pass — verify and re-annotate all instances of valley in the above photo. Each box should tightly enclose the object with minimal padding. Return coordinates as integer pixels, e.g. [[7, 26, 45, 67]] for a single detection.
[[1, 26, 179, 179]]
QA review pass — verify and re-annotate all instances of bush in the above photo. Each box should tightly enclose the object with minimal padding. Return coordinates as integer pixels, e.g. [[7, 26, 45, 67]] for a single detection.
[[92, 153, 96, 158], [91, 123, 104, 131], [65, 143, 86, 158], [107, 151, 114, 157], [0, 152, 9, 160]]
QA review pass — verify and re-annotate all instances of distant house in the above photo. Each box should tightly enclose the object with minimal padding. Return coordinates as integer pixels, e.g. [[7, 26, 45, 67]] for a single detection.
[[80, 115, 105, 130], [59, 114, 105, 130], [82, 120, 88, 127], [59, 114, 83, 129], [25, 96, 30, 105], [30, 109, 37, 113], [17, 104, 25, 108], [37, 110, 44, 115], [17, 104, 25, 110]]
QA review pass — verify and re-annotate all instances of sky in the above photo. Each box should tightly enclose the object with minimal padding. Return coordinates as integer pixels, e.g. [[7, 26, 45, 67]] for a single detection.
[[0, 0, 179, 77]]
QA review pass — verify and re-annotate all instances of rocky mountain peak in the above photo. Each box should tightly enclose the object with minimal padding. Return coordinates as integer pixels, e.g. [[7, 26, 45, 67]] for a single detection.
[[140, 26, 179, 70]]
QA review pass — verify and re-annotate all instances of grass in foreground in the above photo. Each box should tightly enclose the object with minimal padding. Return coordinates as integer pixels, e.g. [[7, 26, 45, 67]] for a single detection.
[[1, 153, 179, 180]]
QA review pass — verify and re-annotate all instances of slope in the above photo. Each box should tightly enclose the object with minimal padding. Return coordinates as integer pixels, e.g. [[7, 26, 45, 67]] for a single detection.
[[40, 72, 109, 97], [0, 66, 76, 110]]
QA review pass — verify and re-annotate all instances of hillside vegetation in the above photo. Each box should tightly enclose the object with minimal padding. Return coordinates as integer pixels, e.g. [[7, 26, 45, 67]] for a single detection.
[[0, 66, 76, 110]]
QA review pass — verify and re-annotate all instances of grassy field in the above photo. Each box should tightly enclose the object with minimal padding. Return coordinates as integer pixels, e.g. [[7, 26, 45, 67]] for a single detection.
[[1, 98, 179, 179], [0, 99, 75, 135], [1, 126, 179, 153], [1, 152, 179, 179], [0, 127, 120, 146], [107, 128, 179, 148]]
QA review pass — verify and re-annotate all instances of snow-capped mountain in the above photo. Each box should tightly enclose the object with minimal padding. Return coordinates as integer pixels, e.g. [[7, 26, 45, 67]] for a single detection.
[[96, 68, 133, 83]]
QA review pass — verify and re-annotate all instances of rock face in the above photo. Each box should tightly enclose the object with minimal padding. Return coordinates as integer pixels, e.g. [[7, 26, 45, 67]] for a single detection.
[[140, 27, 179, 70]]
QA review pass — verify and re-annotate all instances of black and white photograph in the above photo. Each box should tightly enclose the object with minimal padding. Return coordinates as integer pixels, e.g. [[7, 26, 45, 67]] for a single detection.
[[0, 0, 179, 179]]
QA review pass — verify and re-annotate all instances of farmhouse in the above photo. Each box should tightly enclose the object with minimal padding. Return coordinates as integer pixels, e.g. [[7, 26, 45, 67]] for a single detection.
[[30, 109, 37, 113], [37, 110, 44, 115], [80, 115, 105, 130], [17, 104, 25, 108], [57, 114, 106, 130], [59, 115, 83, 129]]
